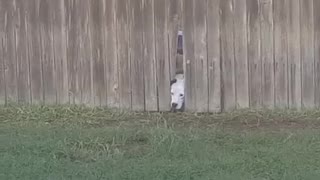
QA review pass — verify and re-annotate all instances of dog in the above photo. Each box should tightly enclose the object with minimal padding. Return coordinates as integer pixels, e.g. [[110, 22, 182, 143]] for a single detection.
[[170, 73, 185, 112]]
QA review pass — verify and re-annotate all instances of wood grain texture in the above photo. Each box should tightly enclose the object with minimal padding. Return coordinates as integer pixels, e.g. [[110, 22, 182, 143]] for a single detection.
[[0, 34, 5, 104], [247, 0, 262, 107], [25, 0, 43, 104], [183, 0, 196, 111], [105, 0, 119, 108], [300, 0, 314, 108], [260, 0, 274, 107], [155, 0, 170, 111], [1, 0, 18, 103], [0, 0, 7, 104], [129, 0, 145, 111], [194, 0, 208, 112], [39, 0, 57, 104], [90, 0, 106, 106], [78, 0, 93, 105], [65, 0, 79, 104], [274, 0, 288, 108], [207, 0, 221, 112], [287, 0, 301, 108], [52, 0, 69, 105], [314, 0, 320, 107], [1, 0, 320, 112], [16, 0, 31, 104], [234, 0, 249, 108], [143, 0, 158, 111], [116, 0, 131, 109], [220, 0, 236, 111]]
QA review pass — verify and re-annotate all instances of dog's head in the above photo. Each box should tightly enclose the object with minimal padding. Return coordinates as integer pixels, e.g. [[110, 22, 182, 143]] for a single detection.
[[170, 74, 185, 112]]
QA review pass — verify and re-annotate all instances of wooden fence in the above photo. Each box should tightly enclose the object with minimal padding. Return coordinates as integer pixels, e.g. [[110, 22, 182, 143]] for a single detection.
[[0, 0, 320, 112]]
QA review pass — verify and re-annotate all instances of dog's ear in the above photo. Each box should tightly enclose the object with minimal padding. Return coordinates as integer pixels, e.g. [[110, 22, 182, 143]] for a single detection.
[[170, 79, 177, 86]]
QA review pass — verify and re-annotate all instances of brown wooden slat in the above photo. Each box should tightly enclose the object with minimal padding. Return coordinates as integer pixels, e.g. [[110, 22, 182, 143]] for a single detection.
[[300, 0, 315, 108], [39, 0, 56, 104], [90, 0, 106, 106], [25, 0, 43, 104], [274, 0, 288, 108], [155, 0, 170, 111], [194, 0, 208, 112], [51, 0, 69, 105], [116, 0, 131, 110], [207, 0, 221, 112], [182, 0, 196, 111], [143, 0, 158, 111], [1, 0, 17, 103], [129, 0, 145, 111], [234, 0, 249, 108], [314, 0, 320, 107], [287, 0, 301, 108], [260, 0, 274, 108], [220, 0, 236, 111], [105, 0, 120, 108], [0, 36, 5, 104], [0, 1, 6, 104], [65, 0, 78, 104], [78, 0, 93, 105], [16, 0, 31, 104], [247, 0, 262, 108]]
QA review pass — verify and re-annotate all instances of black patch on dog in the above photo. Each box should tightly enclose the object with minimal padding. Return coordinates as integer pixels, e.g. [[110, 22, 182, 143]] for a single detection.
[[170, 79, 177, 86]]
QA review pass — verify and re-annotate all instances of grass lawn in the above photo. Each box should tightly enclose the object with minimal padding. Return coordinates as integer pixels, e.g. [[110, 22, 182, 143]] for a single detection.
[[1, 105, 320, 180]]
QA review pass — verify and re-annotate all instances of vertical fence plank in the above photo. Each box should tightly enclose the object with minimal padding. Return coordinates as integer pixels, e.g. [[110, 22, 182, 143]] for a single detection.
[[16, 0, 31, 104], [260, 0, 274, 107], [194, 0, 208, 112], [300, 0, 314, 108], [117, 0, 131, 109], [105, 0, 119, 108], [39, 0, 56, 104], [182, 0, 196, 111], [274, 0, 288, 108], [0, 33, 4, 104], [247, 0, 262, 107], [2, 0, 17, 103], [234, 0, 249, 108], [220, 0, 236, 111], [79, 1, 93, 105], [314, 0, 320, 107], [155, 0, 170, 111], [52, 0, 69, 105], [167, 0, 183, 78], [129, 0, 145, 111], [65, 0, 79, 104], [0, 1, 6, 104], [143, 0, 158, 111], [207, 0, 221, 112], [0, 40, 4, 104], [90, 0, 106, 106], [287, 0, 301, 108], [26, 0, 43, 104]]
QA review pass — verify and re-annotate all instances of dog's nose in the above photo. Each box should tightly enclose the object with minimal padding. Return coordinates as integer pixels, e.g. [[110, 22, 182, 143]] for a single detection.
[[171, 103, 178, 108]]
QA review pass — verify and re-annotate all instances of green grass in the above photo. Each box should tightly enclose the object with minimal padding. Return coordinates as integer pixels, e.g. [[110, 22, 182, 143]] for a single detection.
[[1, 105, 320, 179]]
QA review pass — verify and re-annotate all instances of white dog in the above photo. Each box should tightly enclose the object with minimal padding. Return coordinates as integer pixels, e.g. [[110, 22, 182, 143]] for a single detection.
[[170, 73, 185, 112]]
